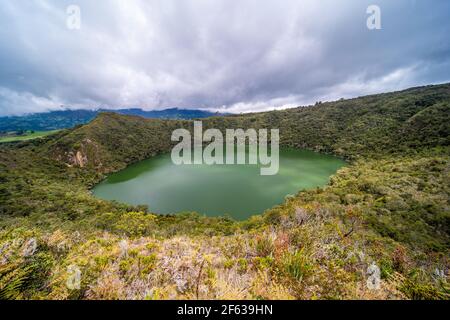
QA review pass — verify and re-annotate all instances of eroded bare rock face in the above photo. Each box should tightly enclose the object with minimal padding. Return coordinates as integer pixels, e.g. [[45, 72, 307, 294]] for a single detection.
[[62, 138, 102, 168], [72, 150, 88, 167]]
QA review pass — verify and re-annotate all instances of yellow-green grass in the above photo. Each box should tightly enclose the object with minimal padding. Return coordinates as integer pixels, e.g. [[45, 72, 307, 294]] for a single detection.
[[0, 130, 60, 143]]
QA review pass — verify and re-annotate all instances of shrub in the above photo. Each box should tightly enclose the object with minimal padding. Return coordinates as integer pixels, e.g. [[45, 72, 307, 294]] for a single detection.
[[114, 212, 157, 237], [280, 249, 313, 282], [255, 235, 275, 257]]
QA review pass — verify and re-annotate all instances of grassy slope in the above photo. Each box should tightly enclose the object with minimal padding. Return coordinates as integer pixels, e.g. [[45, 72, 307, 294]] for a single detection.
[[0, 83, 449, 300]]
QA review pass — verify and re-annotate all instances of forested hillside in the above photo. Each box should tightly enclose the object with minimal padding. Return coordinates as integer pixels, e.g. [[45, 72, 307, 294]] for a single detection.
[[0, 83, 449, 300]]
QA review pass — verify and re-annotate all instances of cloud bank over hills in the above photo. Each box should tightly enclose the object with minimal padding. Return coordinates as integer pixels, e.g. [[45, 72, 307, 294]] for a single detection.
[[0, 0, 449, 116]]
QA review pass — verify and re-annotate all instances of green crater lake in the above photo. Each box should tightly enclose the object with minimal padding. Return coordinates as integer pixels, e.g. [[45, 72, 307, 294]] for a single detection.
[[92, 149, 346, 220]]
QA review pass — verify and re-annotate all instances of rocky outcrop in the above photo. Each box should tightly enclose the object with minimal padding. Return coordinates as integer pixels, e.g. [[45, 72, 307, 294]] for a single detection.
[[60, 138, 102, 169], [69, 150, 88, 167]]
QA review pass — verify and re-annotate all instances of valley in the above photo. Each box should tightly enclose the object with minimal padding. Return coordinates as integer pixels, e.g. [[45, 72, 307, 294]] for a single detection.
[[0, 130, 60, 143]]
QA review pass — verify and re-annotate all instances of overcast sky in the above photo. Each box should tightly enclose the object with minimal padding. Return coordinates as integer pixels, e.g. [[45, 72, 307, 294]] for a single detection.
[[0, 0, 449, 116]]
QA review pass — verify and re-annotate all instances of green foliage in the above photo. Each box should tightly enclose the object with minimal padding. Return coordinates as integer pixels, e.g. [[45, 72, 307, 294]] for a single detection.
[[255, 235, 275, 257], [114, 212, 157, 237], [396, 273, 450, 300], [280, 249, 313, 282], [0, 83, 449, 300], [0, 264, 31, 300]]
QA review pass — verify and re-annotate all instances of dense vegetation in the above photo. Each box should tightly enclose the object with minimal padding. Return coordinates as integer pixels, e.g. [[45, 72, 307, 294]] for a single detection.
[[0, 83, 449, 300], [0, 108, 224, 132]]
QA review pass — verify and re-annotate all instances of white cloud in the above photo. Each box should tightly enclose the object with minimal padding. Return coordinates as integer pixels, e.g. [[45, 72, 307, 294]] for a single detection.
[[0, 0, 449, 115], [214, 95, 306, 114]]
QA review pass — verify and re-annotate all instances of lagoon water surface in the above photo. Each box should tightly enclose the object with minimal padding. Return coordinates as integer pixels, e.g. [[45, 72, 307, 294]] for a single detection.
[[92, 149, 346, 220]]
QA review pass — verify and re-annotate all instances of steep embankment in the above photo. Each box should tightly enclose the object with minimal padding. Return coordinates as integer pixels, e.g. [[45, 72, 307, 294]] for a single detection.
[[0, 83, 449, 300]]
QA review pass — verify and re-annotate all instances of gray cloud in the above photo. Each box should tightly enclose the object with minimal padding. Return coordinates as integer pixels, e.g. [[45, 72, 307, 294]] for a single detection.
[[0, 0, 449, 115]]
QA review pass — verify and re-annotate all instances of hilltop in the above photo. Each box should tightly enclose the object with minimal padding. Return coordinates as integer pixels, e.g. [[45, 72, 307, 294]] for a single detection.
[[0, 83, 449, 300]]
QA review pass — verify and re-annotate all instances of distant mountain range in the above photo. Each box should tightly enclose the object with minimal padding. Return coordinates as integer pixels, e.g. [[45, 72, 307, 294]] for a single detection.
[[0, 108, 226, 132]]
